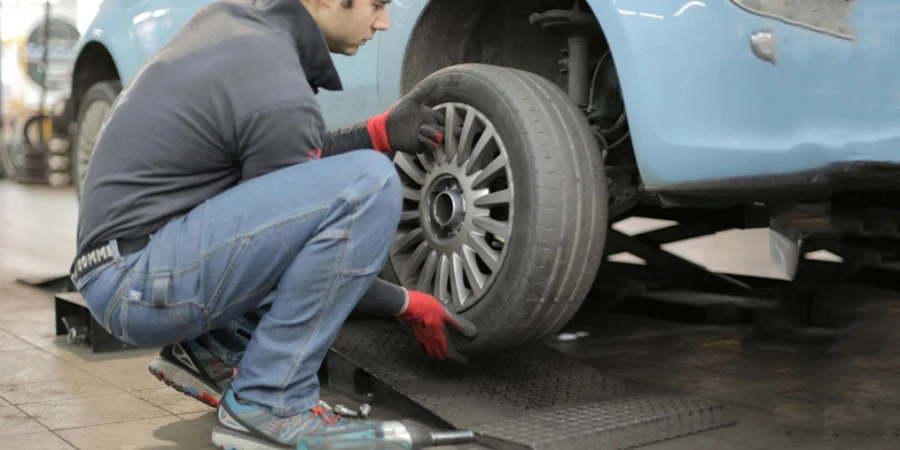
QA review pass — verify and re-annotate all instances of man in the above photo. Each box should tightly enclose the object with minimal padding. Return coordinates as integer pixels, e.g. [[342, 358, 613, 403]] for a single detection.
[[70, 0, 476, 447]]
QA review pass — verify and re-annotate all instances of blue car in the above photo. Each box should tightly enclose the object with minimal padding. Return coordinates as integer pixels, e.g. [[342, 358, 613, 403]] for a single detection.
[[66, 0, 900, 351]]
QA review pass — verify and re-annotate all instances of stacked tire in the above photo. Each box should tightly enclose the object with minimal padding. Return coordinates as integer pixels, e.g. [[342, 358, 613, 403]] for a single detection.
[[3, 115, 50, 185], [0, 98, 74, 187], [46, 98, 74, 187]]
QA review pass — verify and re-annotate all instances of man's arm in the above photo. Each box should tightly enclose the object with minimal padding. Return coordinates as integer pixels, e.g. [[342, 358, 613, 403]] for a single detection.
[[322, 121, 379, 157], [354, 277, 477, 362], [321, 100, 447, 157], [354, 277, 408, 316]]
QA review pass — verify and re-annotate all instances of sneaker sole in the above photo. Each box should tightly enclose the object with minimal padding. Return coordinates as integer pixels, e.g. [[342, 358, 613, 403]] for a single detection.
[[211, 424, 292, 450], [149, 357, 222, 408]]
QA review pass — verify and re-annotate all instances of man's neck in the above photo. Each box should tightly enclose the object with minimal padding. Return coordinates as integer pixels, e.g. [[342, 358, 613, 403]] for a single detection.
[[254, 0, 343, 92]]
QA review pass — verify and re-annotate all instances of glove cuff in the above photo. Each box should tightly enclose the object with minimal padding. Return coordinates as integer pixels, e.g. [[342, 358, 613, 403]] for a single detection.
[[398, 289, 427, 322], [366, 108, 393, 153], [395, 289, 410, 316]]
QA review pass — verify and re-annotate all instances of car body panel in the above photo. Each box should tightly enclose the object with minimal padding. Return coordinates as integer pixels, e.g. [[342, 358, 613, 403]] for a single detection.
[[583, 0, 900, 190], [72, 0, 900, 193]]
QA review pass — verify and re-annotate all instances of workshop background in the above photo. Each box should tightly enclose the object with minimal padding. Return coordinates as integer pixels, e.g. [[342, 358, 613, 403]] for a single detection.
[[1, 0, 900, 449]]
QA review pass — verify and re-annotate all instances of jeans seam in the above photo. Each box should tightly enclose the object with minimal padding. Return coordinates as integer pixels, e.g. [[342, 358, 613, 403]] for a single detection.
[[207, 236, 252, 315], [199, 205, 330, 261], [275, 199, 358, 414], [127, 206, 329, 278], [169, 300, 206, 330], [207, 280, 277, 326], [120, 297, 130, 343], [103, 276, 132, 334]]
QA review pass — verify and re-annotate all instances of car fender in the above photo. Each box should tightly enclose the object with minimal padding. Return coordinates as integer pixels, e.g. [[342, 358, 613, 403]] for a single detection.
[[377, 0, 655, 177], [72, 2, 144, 88], [376, 0, 431, 111]]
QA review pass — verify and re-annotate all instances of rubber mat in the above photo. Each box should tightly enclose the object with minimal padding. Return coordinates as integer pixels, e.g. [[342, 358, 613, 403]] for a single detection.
[[329, 320, 737, 450]]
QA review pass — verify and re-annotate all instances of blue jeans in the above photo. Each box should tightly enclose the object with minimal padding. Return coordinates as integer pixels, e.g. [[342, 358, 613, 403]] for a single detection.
[[74, 150, 402, 416]]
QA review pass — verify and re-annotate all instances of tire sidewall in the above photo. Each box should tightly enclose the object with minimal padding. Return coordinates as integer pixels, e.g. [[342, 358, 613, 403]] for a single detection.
[[387, 68, 554, 350], [72, 80, 121, 199]]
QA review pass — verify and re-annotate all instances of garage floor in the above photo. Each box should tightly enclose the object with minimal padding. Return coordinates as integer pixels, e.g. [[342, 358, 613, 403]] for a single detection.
[[2, 180, 900, 450]]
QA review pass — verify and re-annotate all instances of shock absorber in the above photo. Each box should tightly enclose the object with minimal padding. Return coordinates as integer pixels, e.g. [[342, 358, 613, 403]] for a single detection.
[[529, 4, 603, 108]]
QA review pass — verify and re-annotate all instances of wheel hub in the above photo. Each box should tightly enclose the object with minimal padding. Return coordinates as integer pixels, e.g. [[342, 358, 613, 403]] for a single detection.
[[427, 176, 467, 238]]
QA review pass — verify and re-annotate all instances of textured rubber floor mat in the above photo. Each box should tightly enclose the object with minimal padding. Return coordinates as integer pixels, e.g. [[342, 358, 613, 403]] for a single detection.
[[330, 320, 737, 450]]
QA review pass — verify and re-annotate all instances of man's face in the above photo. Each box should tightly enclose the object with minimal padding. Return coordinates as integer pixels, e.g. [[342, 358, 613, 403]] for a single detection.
[[319, 0, 390, 56]]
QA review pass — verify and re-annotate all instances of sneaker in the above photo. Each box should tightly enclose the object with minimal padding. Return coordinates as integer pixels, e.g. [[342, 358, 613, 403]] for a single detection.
[[212, 388, 359, 449], [148, 342, 236, 408]]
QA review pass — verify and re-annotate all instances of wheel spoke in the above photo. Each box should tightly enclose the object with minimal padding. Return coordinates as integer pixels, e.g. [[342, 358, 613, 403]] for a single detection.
[[472, 152, 508, 189], [401, 186, 421, 202], [395, 153, 426, 186], [416, 250, 439, 292], [399, 210, 420, 224], [400, 240, 431, 284], [468, 231, 501, 272], [465, 125, 495, 175], [392, 227, 423, 254], [474, 189, 511, 208], [436, 254, 451, 304], [461, 245, 487, 296], [456, 108, 477, 164], [417, 152, 435, 172], [450, 253, 468, 308], [443, 106, 459, 164], [473, 216, 511, 240]]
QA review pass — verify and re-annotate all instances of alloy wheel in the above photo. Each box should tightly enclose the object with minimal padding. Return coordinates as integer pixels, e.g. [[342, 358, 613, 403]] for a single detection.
[[390, 102, 515, 313]]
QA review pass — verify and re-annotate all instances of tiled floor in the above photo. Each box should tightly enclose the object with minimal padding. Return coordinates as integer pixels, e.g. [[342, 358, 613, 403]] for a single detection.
[[2, 180, 900, 449]]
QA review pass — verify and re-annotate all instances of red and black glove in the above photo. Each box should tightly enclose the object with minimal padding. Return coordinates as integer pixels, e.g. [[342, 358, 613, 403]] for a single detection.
[[367, 98, 446, 155], [397, 290, 477, 363]]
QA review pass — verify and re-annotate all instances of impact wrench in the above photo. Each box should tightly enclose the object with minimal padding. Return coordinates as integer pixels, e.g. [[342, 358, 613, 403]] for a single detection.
[[295, 419, 476, 449]]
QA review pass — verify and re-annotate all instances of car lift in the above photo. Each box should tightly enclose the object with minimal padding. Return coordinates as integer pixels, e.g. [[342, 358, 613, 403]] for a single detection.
[[32, 205, 900, 450], [594, 203, 900, 332]]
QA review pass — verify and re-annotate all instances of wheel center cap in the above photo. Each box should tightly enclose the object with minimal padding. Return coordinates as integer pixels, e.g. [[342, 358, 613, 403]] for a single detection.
[[432, 190, 465, 229], [427, 175, 467, 237]]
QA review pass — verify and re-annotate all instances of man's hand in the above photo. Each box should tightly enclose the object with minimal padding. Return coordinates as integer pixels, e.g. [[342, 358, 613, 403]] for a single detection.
[[367, 98, 446, 155], [398, 290, 477, 363]]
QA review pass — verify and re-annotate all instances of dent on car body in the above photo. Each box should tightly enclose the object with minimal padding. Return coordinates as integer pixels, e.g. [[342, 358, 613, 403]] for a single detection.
[[730, 0, 856, 40]]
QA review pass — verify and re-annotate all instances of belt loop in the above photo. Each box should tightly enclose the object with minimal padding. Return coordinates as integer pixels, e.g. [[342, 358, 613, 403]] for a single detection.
[[151, 274, 171, 307], [109, 239, 122, 261]]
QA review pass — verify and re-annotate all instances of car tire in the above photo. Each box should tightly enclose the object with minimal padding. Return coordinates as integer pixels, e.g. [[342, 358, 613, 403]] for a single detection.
[[383, 63, 609, 352], [72, 80, 121, 199]]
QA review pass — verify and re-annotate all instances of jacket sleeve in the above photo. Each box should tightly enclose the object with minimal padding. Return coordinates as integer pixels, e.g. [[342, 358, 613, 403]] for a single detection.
[[322, 120, 379, 156], [235, 100, 327, 181], [353, 277, 408, 316]]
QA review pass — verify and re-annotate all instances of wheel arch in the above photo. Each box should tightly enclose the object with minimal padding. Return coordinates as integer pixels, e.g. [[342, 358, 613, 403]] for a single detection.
[[69, 41, 121, 124], [391, 0, 650, 177]]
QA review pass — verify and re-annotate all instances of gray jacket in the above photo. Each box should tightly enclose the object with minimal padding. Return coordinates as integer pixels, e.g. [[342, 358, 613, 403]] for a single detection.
[[76, 0, 373, 255]]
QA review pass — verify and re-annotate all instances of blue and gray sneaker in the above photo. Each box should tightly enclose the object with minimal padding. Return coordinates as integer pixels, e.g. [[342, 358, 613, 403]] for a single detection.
[[148, 341, 235, 408], [211, 388, 357, 449]]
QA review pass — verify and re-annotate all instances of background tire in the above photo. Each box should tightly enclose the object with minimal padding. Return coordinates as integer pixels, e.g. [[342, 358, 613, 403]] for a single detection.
[[72, 80, 121, 200], [383, 63, 608, 352]]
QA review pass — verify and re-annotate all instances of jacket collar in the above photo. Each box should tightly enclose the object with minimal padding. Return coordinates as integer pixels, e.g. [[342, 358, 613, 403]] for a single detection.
[[254, 0, 343, 92]]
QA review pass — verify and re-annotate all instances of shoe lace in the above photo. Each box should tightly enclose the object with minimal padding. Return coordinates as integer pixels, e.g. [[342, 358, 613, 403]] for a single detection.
[[310, 404, 340, 425]]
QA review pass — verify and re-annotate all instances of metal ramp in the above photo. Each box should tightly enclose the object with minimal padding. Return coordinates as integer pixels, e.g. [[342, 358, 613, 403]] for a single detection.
[[323, 319, 737, 450]]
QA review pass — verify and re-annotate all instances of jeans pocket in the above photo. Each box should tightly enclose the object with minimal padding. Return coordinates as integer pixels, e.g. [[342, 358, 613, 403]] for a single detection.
[[120, 298, 206, 347]]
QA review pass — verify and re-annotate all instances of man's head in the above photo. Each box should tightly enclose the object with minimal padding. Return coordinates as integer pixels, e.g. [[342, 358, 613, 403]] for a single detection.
[[301, 0, 390, 56]]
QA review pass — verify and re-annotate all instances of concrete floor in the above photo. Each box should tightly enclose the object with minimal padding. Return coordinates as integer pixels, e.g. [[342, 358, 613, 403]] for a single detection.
[[2, 180, 900, 449]]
